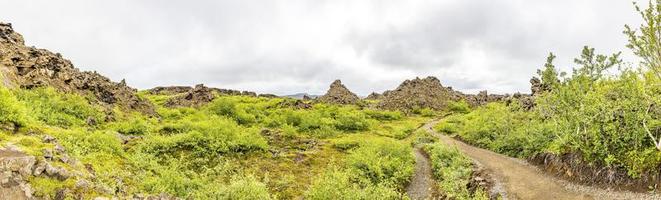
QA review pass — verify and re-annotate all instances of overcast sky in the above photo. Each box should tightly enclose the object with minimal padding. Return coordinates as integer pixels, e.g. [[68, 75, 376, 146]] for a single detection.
[[0, 0, 644, 95]]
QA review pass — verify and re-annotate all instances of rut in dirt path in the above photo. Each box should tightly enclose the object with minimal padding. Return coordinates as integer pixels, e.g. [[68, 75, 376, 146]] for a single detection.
[[406, 121, 439, 200], [406, 147, 433, 200]]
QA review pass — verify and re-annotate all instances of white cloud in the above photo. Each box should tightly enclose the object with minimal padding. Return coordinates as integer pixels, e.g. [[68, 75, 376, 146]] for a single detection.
[[0, 0, 644, 95]]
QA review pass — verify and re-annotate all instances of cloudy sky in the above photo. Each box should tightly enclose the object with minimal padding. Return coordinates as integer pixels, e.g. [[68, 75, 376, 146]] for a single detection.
[[0, 0, 644, 95]]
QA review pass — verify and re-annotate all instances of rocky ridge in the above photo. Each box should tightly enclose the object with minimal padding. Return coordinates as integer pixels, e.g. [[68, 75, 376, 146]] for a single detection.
[[0, 22, 155, 115]]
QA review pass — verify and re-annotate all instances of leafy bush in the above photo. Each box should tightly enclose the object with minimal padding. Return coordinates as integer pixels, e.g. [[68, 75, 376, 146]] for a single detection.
[[364, 109, 403, 121], [109, 116, 152, 135], [140, 115, 268, 160], [447, 100, 471, 114], [0, 87, 30, 128], [423, 143, 488, 200], [346, 138, 414, 187], [304, 168, 401, 200], [16, 87, 104, 128]]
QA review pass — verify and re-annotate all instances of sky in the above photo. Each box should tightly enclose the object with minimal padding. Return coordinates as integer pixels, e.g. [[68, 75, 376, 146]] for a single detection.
[[0, 0, 645, 95]]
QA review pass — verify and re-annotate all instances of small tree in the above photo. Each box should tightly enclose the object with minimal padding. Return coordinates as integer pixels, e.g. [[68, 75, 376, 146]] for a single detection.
[[625, 0, 661, 80], [624, 0, 661, 151], [536, 53, 561, 92]]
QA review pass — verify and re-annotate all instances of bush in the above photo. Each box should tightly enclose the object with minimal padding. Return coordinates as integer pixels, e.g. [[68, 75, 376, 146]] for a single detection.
[[423, 143, 488, 200], [304, 168, 401, 200], [140, 115, 268, 160], [447, 100, 471, 114], [346, 138, 414, 187], [16, 87, 104, 128], [0, 87, 30, 128], [364, 110, 403, 121]]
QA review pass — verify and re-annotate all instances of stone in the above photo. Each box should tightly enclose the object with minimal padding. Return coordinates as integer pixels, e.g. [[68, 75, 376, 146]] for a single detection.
[[42, 135, 57, 143], [75, 179, 91, 189], [0, 145, 36, 200], [54, 144, 66, 154], [42, 149, 53, 160]]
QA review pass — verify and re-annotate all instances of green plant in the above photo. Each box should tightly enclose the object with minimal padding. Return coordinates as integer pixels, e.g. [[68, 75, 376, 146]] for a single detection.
[[424, 143, 488, 200]]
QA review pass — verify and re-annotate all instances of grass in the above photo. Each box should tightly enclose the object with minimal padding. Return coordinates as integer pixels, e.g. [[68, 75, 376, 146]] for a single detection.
[[0, 85, 434, 199]]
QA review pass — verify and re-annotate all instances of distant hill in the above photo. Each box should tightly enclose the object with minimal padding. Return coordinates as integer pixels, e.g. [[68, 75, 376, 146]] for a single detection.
[[283, 93, 320, 99]]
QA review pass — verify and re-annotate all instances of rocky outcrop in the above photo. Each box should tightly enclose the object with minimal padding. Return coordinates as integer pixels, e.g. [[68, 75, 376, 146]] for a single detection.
[[164, 84, 215, 107], [278, 99, 312, 109], [147, 86, 192, 95], [378, 76, 456, 111], [364, 92, 383, 100], [0, 22, 155, 115], [317, 80, 360, 104], [462, 90, 508, 107]]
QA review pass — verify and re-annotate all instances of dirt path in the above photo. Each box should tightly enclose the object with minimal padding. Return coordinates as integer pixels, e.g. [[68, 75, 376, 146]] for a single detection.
[[420, 120, 661, 200], [420, 120, 592, 200], [406, 147, 433, 200]]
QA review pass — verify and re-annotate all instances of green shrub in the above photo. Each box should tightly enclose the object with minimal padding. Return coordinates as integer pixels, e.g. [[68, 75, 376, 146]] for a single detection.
[[334, 110, 370, 131], [346, 138, 414, 187], [0, 87, 30, 128], [16, 87, 104, 128], [424, 143, 488, 200], [304, 168, 401, 200], [109, 117, 152, 135], [215, 175, 273, 200], [364, 110, 403, 121], [414, 108, 436, 117], [140, 115, 268, 159], [447, 100, 471, 114]]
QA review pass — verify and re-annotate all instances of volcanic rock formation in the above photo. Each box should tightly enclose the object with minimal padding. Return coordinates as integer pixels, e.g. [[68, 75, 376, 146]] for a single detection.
[[378, 76, 457, 111], [164, 84, 215, 107], [0, 22, 155, 115], [317, 80, 360, 104], [365, 92, 383, 100]]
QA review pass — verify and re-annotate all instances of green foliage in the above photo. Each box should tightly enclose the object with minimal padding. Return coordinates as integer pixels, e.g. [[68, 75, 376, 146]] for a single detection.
[[140, 115, 268, 160], [536, 53, 562, 92], [447, 100, 471, 114], [0, 87, 30, 128], [16, 87, 104, 128], [448, 46, 661, 177], [413, 107, 436, 117], [346, 138, 414, 187], [423, 143, 488, 200], [364, 109, 403, 121], [304, 168, 401, 200], [625, 0, 661, 80], [109, 116, 153, 135], [216, 175, 273, 200]]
